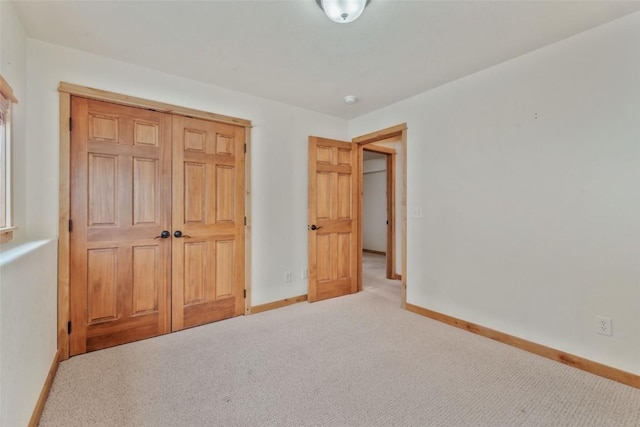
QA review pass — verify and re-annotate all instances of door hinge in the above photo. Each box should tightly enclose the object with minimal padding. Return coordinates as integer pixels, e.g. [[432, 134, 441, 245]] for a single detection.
[[244, 143, 247, 153], [68, 219, 73, 232], [69, 117, 73, 131], [67, 321, 72, 334], [243, 289, 247, 299], [244, 216, 247, 226]]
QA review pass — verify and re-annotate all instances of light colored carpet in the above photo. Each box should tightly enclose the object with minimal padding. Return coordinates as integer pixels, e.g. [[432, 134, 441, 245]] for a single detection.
[[40, 253, 640, 426]]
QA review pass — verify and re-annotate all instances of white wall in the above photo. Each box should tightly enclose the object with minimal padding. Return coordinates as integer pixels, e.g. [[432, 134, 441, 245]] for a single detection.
[[1, 3, 59, 427], [0, 240, 58, 427], [349, 12, 640, 375], [363, 160, 386, 252]]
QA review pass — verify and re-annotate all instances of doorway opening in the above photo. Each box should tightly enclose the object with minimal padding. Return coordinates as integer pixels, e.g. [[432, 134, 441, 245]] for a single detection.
[[354, 124, 407, 307], [362, 145, 397, 281]]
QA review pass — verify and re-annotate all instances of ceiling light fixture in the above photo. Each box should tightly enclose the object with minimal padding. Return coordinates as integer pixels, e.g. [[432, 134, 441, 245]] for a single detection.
[[316, 0, 370, 24]]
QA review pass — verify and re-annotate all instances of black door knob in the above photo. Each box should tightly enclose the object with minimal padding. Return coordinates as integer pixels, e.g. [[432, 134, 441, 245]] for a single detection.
[[154, 230, 170, 239], [174, 230, 183, 238], [310, 224, 323, 231]]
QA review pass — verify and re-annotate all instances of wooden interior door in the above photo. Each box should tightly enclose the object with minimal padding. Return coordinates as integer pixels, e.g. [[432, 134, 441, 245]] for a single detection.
[[171, 116, 245, 331], [69, 97, 172, 355], [308, 136, 358, 302]]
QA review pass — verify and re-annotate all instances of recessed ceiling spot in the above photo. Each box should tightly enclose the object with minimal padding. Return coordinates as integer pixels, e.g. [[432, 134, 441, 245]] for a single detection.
[[344, 95, 358, 105]]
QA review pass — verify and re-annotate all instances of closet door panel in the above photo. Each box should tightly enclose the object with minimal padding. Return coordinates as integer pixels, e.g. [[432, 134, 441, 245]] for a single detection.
[[69, 97, 172, 355], [172, 116, 245, 331]]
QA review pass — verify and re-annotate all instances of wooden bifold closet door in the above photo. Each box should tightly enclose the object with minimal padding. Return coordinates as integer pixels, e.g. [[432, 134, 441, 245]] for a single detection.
[[69, 97, 244, 355]]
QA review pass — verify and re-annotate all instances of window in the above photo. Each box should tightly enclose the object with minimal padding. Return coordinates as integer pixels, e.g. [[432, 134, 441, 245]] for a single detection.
[[0, 75, 18, 244]]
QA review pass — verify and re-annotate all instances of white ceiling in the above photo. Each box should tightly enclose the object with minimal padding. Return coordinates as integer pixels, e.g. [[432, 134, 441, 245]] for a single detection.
[[10, 0, 640, 119]]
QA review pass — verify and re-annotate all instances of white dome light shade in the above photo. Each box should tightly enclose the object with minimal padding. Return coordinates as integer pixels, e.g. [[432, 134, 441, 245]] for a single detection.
[[320, 0, 368, 24]]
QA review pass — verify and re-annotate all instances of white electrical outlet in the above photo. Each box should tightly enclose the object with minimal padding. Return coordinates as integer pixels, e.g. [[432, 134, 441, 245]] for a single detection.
[[412, 207, 423, 218], [596, 316, 612, 336], [284, 271, 292, 282], [302, 268, 308, 279]]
